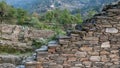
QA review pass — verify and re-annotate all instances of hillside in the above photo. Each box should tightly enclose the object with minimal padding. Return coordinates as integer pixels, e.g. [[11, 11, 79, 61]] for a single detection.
[[4, 0, 119, 14], [0, 0, 120, 68]]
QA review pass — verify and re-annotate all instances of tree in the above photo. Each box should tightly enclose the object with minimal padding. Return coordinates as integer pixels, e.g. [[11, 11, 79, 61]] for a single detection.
[[0, 1, 8, 23], [16, 8, 28, 25], [40, 9, 83, 30]]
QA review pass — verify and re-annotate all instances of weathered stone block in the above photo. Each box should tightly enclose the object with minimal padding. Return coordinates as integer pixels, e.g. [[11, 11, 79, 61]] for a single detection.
[[80, 58, 89, 62], [1, 24, 15, 34], [109, 54, 119, 59], [83, 61, 92, 67], [62, 54, 75, 57], [48, 41, 59, 48], [25, 61, 42, 68], [101, 24, 112, 27], [100, 51, 110, 55], [68, 57, 77, 62], [80, 46, 93, 52], [35, 46, 48, 52], [83, 37, 99, 41], [59, 39, 70, 45], [37, 52, 48, 58], [90, 56, 101, 61], [100, 35, 108, 42], [74, 41, 89, 45], [75, 63, 83, 67], [88, 51, 99, 56], [101, 42, 110, 48], [111, 50, 119, 53], [101, 55, 109, 62], [75, 51, 87, 58], [106, 28, 118, 33], [89, 41, 99, 44], [48, 48, 56, 53]]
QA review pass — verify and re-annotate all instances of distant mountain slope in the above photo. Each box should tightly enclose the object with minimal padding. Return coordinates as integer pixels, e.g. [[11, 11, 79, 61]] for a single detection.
[[2, 0, 119, 13]]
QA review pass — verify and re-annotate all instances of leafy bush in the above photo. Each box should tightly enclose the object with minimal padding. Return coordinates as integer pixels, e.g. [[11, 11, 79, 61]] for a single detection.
[[32, 38, 48, 49]]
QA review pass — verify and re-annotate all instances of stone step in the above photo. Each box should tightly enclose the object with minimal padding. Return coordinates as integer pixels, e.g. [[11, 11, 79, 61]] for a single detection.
[[58, 35, 71, 39], [58, 35, 71, 45], [48, 40, 60, 48], [22, 56, 35, 64], [16, 65, 25, 68], [25, 61, 42, 68], [35, 45, 48, 52], [37, 51, 49, 57], [48, 40, 60, 53]]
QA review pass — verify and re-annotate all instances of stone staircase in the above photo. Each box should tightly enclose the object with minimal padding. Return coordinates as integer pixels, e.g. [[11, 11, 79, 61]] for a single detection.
[[22, 1, 120, 68]]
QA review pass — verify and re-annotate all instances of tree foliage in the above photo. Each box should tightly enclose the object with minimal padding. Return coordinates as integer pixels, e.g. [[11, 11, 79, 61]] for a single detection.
[[0, 1, 29, 25], [40, 9, 83, 30]]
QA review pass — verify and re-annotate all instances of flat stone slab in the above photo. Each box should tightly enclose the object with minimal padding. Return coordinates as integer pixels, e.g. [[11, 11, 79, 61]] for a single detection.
[[58, 35, 71, 39], [37, 52, 49, 57], [106, 28, 118, 33], [48, 40, 57, 44], [48, 41, 59, 47], [25, 61, 42, 68], [83, 37, 99, 41], [16, 65, 25, 68], [90, 56, 101, 61], [35, 45, 48, 52]]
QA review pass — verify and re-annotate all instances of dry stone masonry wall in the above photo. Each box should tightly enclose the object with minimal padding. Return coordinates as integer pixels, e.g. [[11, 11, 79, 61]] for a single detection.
[[0, 24, 55, 52], [25, 1, 120, 68]]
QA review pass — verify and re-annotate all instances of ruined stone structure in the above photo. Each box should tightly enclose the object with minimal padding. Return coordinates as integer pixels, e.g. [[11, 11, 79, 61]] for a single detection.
[[25, 1, 120, 68], [0, 24, 54, 52]]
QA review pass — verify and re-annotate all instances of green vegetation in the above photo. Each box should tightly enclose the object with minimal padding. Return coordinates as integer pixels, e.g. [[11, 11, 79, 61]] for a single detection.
[[0, 1, 30, 25], [39, 9, 83, 30], [32, 38, 48, 49], [0, 1, 100, 32], [0, 45, 32, 54], [0, 1, 83, 32]]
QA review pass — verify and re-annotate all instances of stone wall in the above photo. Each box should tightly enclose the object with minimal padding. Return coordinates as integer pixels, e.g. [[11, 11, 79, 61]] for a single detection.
[[0, 24, 55, 52], [25, 1, 120, 68]]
